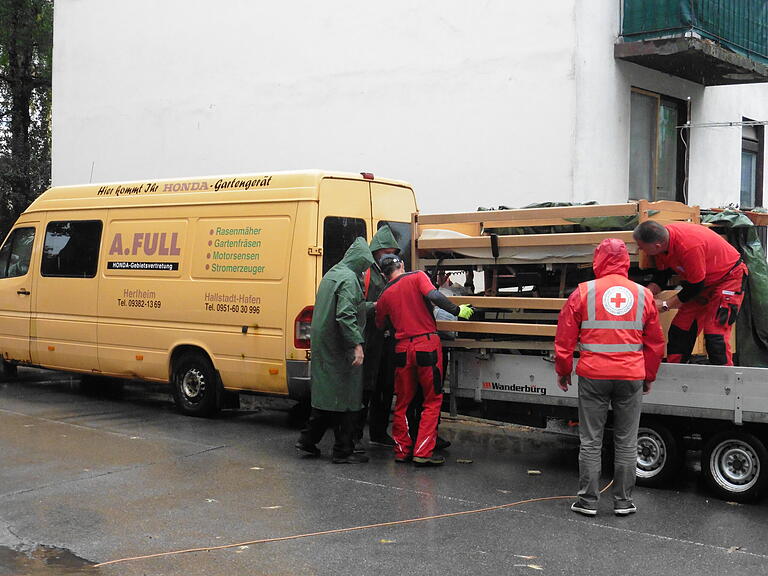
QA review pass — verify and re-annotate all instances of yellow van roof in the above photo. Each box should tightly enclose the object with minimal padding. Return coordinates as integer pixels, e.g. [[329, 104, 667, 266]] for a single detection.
[[24, 170, 412, 214]]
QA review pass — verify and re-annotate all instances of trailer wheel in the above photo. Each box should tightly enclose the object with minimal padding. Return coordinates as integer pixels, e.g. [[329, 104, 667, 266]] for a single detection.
[[635, 420, 682, 487], [702, 430, 767, 502], [172, 352, 220, 417]]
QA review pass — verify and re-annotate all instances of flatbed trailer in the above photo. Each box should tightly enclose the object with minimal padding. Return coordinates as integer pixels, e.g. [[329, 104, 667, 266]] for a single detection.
[[443, 349, 768, 502], [412, 201, 768, 501]]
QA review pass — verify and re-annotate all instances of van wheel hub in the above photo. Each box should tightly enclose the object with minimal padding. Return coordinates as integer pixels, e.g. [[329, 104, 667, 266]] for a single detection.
[[181, 368, 206, 401]]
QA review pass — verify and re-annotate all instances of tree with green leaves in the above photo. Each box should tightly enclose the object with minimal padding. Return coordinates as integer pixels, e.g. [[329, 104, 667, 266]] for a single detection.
[[0, 0, 53, 237]]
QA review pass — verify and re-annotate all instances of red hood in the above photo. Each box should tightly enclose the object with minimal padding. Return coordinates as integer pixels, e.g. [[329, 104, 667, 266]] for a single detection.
[[592, 238, 629, 278]]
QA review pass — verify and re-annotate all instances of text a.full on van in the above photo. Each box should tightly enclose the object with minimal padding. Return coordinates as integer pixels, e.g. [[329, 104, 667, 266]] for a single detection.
[[0, 170, 417, 416]]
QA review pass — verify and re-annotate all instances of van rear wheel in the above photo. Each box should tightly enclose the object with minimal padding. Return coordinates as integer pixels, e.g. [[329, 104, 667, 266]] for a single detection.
[[172, 352, 220, 417]]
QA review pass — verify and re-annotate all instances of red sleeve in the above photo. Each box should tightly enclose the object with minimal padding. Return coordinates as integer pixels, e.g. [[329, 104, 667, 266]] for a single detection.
[[679, 243, 706, 284], [415, 271, 435, 295], [642, 289, 665, 383], [554, 289, 582, 377]]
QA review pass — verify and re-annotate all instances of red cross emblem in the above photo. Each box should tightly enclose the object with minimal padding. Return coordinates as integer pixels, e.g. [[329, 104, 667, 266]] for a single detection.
[[610, 292, 627, 309], [602, 286, 634, 316]]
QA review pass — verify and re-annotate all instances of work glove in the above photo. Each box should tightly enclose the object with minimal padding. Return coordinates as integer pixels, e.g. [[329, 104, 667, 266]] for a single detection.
[[457, 304, 474, 320]]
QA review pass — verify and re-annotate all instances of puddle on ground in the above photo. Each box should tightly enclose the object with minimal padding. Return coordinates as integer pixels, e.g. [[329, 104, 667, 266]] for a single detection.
[[0, 545, 97, 576]]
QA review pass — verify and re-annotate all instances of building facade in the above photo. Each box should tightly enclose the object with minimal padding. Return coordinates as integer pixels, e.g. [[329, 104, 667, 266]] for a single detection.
[[52, 0, 768, 213]]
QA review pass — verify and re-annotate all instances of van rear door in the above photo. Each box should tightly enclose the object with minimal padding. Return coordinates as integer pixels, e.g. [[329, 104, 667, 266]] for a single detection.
[[0, 223, 39, 364], [317, 178, 370, 283], [371, 182, 417, 270]]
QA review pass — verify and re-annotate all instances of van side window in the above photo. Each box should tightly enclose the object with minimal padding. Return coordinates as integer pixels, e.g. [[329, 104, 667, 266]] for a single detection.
[[322, 217, 366, 275], [378, 220, 411, 272], [41, 221, 103, 278], [0, 227, 35, 278]]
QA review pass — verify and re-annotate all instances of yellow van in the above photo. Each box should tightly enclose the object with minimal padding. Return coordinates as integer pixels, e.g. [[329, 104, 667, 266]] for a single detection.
[[0, 170, 416, 416]]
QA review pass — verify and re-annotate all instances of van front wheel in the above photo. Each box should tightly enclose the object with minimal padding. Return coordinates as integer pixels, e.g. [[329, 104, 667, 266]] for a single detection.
[[172, 352, 220, 417]]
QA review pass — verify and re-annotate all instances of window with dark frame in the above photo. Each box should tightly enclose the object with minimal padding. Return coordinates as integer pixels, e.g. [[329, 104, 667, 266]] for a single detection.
[[41, 221, 103, 278], [0, 227, 35, 279], [741, 120, 764, 209], [629, 88, 687, 203]]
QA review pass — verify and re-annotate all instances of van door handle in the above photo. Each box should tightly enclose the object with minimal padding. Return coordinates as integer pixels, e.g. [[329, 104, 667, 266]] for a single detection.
[[17, 289, 30, 295]]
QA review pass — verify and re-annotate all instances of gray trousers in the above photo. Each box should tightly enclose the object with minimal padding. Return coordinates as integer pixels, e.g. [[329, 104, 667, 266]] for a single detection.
[[576, 376, 643, 508]]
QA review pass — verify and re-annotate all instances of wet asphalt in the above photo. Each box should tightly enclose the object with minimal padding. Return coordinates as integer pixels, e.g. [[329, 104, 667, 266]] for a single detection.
[[1, 368, 767, 576]]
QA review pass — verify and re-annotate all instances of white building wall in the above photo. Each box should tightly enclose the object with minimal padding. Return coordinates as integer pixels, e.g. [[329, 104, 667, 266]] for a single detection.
[[52, 0, 768, 213]]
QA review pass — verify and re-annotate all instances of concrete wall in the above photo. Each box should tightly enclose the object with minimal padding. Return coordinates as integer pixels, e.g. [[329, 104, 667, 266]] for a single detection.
[[52, 0, 768, 213]]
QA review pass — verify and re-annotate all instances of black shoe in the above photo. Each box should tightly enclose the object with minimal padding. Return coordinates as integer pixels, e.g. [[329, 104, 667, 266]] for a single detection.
[[570, 502, 597, 517], [353, 441, 367, 454], [369, 434, 396, 447], [332, 453, 370, 464], [295, 442, 321, 457], [413, 455, 445, 467], [614, 503, 637, 516], [435, 436, 451, 451], [394, 454, 412, 463]]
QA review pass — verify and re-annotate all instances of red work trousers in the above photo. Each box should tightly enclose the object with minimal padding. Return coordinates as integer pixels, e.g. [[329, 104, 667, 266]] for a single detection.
[[392, 333, 443, 459], [668, 263, 747, 366]]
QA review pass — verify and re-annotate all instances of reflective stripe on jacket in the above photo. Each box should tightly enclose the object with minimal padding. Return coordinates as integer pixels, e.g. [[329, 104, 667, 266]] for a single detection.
[[576, 276, 647, 379], [555, 238, 665, 383]]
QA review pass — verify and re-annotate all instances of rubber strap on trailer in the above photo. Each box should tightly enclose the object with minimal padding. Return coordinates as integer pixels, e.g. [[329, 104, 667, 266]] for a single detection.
[[490, 233, 499, 259]]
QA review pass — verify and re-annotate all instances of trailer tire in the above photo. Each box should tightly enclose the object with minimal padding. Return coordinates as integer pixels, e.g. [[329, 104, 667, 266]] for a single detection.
[[635, 420, 682, 488], [702, 430, 766, 503], [172, 352, 221, 417]]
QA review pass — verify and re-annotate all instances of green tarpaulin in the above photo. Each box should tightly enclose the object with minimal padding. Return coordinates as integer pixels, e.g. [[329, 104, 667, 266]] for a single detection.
[[702, 210, 768, 367]]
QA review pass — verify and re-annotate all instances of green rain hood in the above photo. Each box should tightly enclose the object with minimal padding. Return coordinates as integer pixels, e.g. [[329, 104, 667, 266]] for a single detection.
[[310, 237, 375, 411], [362, 225, 401, 389]]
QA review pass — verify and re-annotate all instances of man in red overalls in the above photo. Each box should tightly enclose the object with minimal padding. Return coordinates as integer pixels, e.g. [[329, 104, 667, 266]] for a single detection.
[[375, 254, 473, 466], [633, 221, 748, 366]]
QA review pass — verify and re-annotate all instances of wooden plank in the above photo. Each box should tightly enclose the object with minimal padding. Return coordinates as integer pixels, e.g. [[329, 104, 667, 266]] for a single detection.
[[419, 223, 483, 236], [437, 320, 557, 337], [645, 210, 699, 221], [447, 296, 566, 310], [481, 217, 585, 229], [639, 200, 700, 223], [486, 312, 561, 321], [411, 212, 419, 273], [417, 203, 638, 226], [443, 339, 555, 351], [418, 256, 640, 266], [418, 230, 635, 250]]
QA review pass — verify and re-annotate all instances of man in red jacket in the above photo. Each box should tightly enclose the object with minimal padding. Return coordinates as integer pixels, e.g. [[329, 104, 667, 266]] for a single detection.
[[633, 220, 747, 366], [556, 238, 665, 517], [375, 254, 474, 467]]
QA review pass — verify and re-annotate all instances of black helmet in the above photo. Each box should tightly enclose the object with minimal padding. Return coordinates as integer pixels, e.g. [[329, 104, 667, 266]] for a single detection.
[[378, 254, 402, 276]]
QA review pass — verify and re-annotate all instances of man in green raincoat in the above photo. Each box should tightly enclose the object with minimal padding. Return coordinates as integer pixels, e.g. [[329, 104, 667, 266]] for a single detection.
[[296, 237, 375, 464], [354, 225, 401, 448]]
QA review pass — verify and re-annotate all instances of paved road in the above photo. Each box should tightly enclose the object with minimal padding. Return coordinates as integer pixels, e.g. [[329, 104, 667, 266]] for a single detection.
[[1, 368, 767, 576]]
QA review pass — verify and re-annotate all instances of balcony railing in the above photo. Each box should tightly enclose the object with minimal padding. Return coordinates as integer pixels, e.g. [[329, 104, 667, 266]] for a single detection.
[[616, 0, 768, 85]]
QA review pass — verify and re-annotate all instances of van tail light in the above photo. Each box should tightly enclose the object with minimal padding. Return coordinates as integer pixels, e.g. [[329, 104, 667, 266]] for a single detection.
[[294, 306, 313, 349]]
